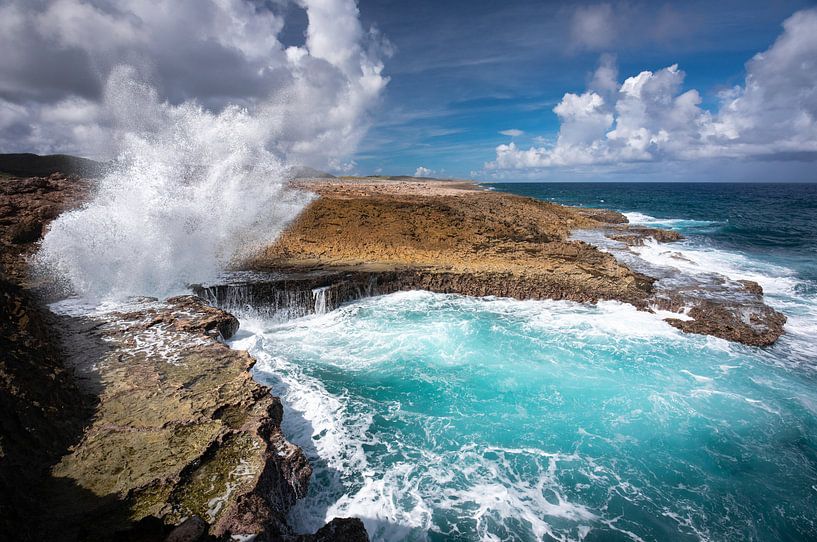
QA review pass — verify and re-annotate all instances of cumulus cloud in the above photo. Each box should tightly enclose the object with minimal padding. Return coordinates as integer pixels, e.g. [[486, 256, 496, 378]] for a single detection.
[[489, 7, 817, 170], [414, 166, 435, 177], [0, 0, 389, 170], [499, 129, 524, 137]]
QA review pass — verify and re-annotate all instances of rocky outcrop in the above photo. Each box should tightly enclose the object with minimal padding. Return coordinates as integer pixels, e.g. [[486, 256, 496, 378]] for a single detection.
[[0, 173, 368, 541], [650, 280, 786, 347], [41, 295, 314, 541], [1, 173, 96, 540], [607, 227, 684, 245], [576, 207, 629, 224], [0, 173, 90, 285], [246, 179, 784, 346], [250, 181, 655, 309]]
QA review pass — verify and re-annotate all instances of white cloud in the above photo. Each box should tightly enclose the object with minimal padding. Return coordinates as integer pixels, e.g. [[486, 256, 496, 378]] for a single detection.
[[0, 0, 390, 168], [570, 4, 615, 51], [488, 7, 817, 170], [499, 129, 524, 137], [414, 166, 435, 177], [329, 159, 358, 174]]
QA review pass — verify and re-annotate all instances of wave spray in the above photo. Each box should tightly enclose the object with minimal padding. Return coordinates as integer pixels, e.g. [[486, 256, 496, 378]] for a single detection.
[[36, 67, 311, 300]]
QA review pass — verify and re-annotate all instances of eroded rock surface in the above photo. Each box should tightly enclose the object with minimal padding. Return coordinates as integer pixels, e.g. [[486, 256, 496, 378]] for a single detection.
[[0, 174, 368, 541], [0, 173, 90, 285], [607, 226, 684, 245], [251, 180, 655, 308], [651, 280, 786, 346], [43, 296, 312, 540], [245, 178, 784, 345]]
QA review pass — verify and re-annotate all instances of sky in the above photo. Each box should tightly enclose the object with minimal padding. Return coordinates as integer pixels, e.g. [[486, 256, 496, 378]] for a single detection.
[[1, 0, 816, 181]]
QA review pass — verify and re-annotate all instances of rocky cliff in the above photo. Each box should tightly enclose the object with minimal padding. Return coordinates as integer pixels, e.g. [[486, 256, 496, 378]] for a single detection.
[[0, 174, 367, 541]]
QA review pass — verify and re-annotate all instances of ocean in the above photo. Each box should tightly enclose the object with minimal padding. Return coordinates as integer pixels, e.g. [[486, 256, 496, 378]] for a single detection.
[[231, 182, 817, 541]]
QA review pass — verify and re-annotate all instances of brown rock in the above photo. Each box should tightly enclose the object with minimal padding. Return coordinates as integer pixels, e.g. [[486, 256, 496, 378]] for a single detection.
[[240, 177, 783, 346], [576, 208, 629, 224], [249, 180, 653, 308], [739, 279, 764, 296], [9, 218, 43, 244], [665, 300, 786, 347], [166, 516, 208, 542], [0, 173, 90, 285], [608, 227, 683, 246]]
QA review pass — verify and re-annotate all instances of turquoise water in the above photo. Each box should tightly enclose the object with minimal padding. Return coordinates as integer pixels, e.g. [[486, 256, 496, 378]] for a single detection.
[[231, 184, 817, 541]]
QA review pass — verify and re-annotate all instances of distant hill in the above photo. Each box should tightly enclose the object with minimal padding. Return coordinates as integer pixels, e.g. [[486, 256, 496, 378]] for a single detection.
[[286, 165, 335, 179], [0, 153, 104, 178], [364, 175, 440, 181]]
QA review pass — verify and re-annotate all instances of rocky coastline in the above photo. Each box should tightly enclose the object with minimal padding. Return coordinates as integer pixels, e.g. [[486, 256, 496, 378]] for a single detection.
[[247, 177, 785, 346], [1, 172, 786, 540], [0, 174, 366, 541]]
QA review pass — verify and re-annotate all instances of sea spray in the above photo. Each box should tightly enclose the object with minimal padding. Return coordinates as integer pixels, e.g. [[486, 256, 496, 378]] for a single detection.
[[36, 67, 312, 299]]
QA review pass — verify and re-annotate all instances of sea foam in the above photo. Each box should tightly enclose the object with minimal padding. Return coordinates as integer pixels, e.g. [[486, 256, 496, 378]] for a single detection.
[[233, 290, 817, 541]]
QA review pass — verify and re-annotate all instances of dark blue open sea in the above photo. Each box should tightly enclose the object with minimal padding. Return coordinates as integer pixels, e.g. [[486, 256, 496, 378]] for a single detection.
[[488, 182, 817, 287], [231, 182, 817, 541]]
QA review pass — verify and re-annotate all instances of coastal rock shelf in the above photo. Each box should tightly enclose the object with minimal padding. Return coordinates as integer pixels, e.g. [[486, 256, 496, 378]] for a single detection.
[[193, 265, 655, 320], [46, 296, 313, 540], [236, 177, 786, 346], [0, 174, 367, 541]]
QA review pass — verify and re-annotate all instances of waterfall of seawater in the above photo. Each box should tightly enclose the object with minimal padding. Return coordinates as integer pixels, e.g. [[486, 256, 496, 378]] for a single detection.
[[312, 286, 331, 315]]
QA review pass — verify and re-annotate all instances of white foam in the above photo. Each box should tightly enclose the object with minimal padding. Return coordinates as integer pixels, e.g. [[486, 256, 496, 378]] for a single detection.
[[524, 299, 686, 341], [35, 67, 310, 301], [623, 212, 714, 229], [680, 370, 714, 383], [631, 238, 799, 298]]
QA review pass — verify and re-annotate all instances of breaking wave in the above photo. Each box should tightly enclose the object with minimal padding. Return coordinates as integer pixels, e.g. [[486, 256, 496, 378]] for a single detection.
[[35, 67, 311, 300], [232, 289, 817, 541]]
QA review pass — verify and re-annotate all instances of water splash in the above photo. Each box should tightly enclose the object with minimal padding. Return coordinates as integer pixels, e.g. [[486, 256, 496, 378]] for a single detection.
[[36, 67, 312, 300]]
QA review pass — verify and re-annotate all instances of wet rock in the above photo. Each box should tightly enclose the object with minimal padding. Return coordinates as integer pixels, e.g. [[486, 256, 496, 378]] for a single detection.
[[298, 517, 370, 542], [652, 281, 786, 346], [577, 208, 629, 224], [9, 218, 43, 244], [608, 227, 683, 246], [739, 279, 764, 296], [166, 516, 208, 542], [665, 300, 786, 347]]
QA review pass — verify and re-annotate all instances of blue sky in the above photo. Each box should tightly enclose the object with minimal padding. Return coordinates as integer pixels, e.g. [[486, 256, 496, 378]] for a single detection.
[[2, 0, 816, 181], [349, 0, 817, 181]]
